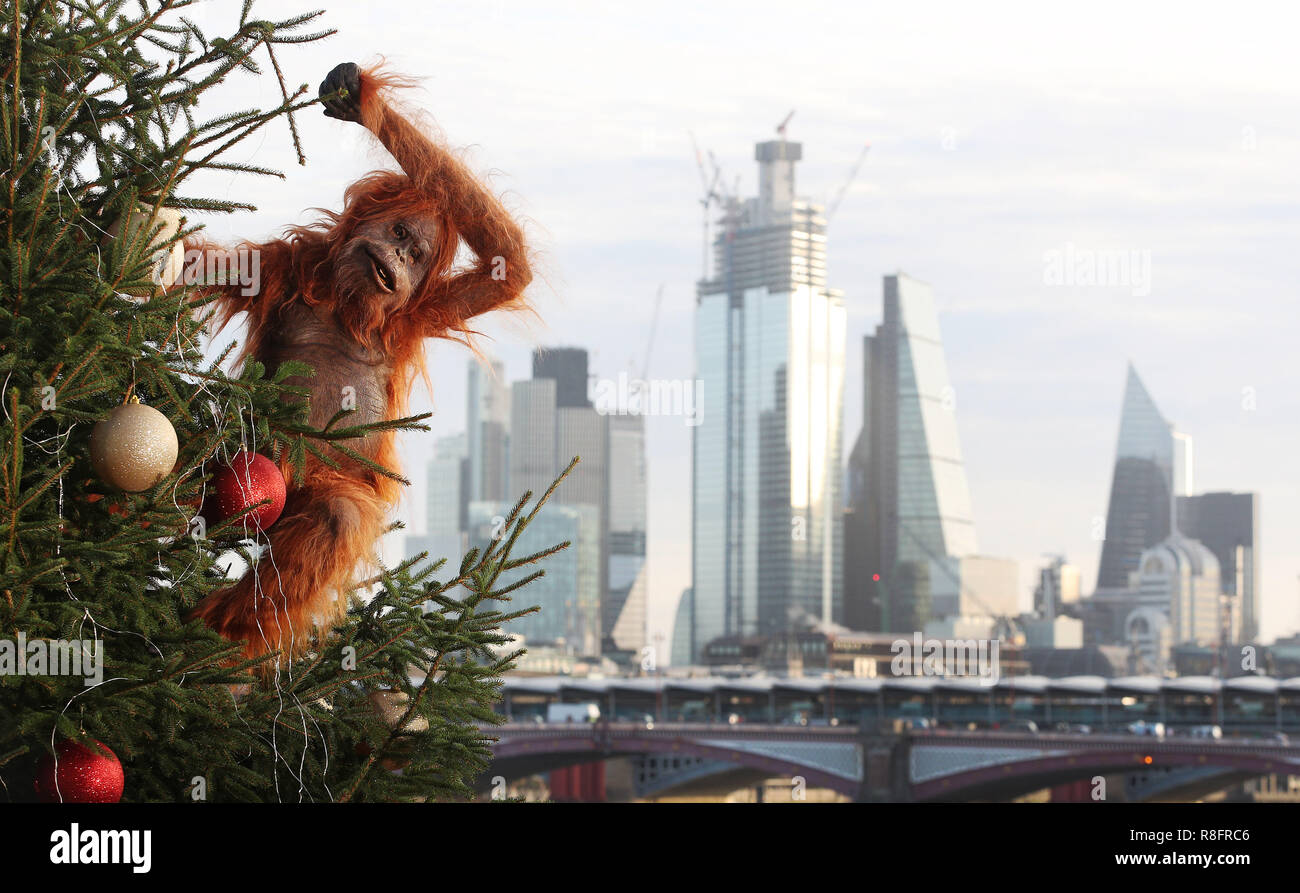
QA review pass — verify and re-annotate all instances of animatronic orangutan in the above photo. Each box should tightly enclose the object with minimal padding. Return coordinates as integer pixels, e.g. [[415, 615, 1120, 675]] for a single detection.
[[190, 62, 531, 661]]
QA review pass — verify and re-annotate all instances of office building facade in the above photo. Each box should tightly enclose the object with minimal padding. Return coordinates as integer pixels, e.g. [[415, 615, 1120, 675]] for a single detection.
[[605, 413, 647, 656], [927, 555, 1019, 620], [505, 350, 619, 657], [533, 347, 591, 409], [406, 434, 469, 568], [1177, 491, 1260, 642], [1096, 364, 1193, 591], [692, 136, 846, 659], [466, 499, 598, 651], [844, 273, 977, 632], [1131, 534, 1221, 673], [467, 357, 510, 506], [425, 433, 467, 540], [670, 587, 695, 668], [1034, 556, 1082, 619]]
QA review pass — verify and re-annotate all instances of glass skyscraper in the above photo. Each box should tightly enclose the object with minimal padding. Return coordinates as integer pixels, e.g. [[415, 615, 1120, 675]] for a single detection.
[[670, 587, 695, 667], [691, 137, 846, 659], [466, 357, 510, 506], [506, 351, 615, 657], [533, 347, 591, 410], [843, 273, 977, 632], [426, 433, 467, 540], [405, 434, 468, 573], [1177, 491, 1260, 642], [1096, 364, 1192, 591], [466, 499, 594, 649], [605, 413, 647, 656]]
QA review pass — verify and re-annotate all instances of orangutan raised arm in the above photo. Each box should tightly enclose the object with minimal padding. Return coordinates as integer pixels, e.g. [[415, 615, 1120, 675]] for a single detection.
[[320, 62, 532, 329]]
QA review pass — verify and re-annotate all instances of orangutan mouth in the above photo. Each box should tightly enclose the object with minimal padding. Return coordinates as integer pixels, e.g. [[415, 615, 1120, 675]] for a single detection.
[[366, 248, 395, 293]]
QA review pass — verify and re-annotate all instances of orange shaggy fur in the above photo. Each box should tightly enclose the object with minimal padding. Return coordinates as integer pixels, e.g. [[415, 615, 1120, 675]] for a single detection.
[[188, 65, 531, 665]]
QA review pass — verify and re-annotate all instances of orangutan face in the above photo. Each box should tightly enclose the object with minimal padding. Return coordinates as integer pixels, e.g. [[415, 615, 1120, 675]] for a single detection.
[[335, 213, 440, 310]]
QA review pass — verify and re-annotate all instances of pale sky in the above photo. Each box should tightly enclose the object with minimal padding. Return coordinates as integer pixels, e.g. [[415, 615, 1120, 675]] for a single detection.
[[190, 0, 1300, 654]]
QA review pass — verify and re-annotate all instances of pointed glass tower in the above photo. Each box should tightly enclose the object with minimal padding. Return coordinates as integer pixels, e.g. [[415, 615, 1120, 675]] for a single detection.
[[1096, 364, 1193, 590], [843, 273, 977, 631]]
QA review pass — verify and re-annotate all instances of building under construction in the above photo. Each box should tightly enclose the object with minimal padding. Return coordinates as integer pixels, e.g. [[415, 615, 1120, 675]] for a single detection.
[[688, 130, 847, 662]]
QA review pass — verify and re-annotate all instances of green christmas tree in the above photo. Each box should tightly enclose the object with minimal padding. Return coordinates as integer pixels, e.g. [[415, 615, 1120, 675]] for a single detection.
[[0, 0, 565, 802]]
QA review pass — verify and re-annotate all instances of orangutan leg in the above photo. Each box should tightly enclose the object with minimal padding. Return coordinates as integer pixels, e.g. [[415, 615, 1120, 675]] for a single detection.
[[192, 475, 386, 662]]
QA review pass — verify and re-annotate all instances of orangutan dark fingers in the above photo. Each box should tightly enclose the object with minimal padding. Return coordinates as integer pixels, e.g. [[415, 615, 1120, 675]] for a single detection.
[[319, 62, 362, 123]]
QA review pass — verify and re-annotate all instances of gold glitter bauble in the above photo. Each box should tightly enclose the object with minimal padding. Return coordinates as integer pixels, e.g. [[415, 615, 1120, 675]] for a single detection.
[[105, 204, 187, 298], [90, 402, 179, 492], [368, 690, 430, 734], [365, 690, 428, 772]]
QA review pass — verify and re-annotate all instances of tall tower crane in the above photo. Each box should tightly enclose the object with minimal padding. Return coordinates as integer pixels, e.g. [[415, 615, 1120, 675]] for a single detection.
[[826, 141, 872, 222], [689, 131, 723, 280], [689, 133, 742, 281]]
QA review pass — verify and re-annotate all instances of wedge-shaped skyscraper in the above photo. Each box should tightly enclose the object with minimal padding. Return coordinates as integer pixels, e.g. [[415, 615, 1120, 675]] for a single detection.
[[844, 273, 977, 631], [1096, 364, 1192, 591]]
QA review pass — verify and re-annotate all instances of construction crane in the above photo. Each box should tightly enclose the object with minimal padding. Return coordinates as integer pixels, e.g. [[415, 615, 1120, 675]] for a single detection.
[[689, 131, 723, 280], [826, 141, 871, 222], [706, 149, 740, 207], [689, 132, 743, 281], [775, 109, 795, 140]]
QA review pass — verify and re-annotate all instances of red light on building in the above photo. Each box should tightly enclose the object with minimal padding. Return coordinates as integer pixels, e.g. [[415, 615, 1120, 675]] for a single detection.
[[872, 573, 880, 582]]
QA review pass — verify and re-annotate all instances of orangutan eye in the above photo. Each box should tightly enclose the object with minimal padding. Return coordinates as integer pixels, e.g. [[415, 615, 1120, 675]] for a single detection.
[[393, 223, 408, 240]]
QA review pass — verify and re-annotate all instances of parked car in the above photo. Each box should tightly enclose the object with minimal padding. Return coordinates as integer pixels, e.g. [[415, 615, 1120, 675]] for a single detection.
[[1127, 720, 1166, 738], [1188, 724, 1222, 739], [546, 703, 600, 724]]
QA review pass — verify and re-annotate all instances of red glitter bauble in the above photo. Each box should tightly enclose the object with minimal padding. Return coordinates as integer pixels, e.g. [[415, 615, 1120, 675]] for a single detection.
[[35, 739, 125, 803], [204, 450, 286, 531]]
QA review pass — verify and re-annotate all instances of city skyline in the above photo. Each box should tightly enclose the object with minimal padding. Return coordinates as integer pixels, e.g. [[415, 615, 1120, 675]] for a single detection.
[[413, 346, 648, 661], [190, 0, 1300, 656]]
